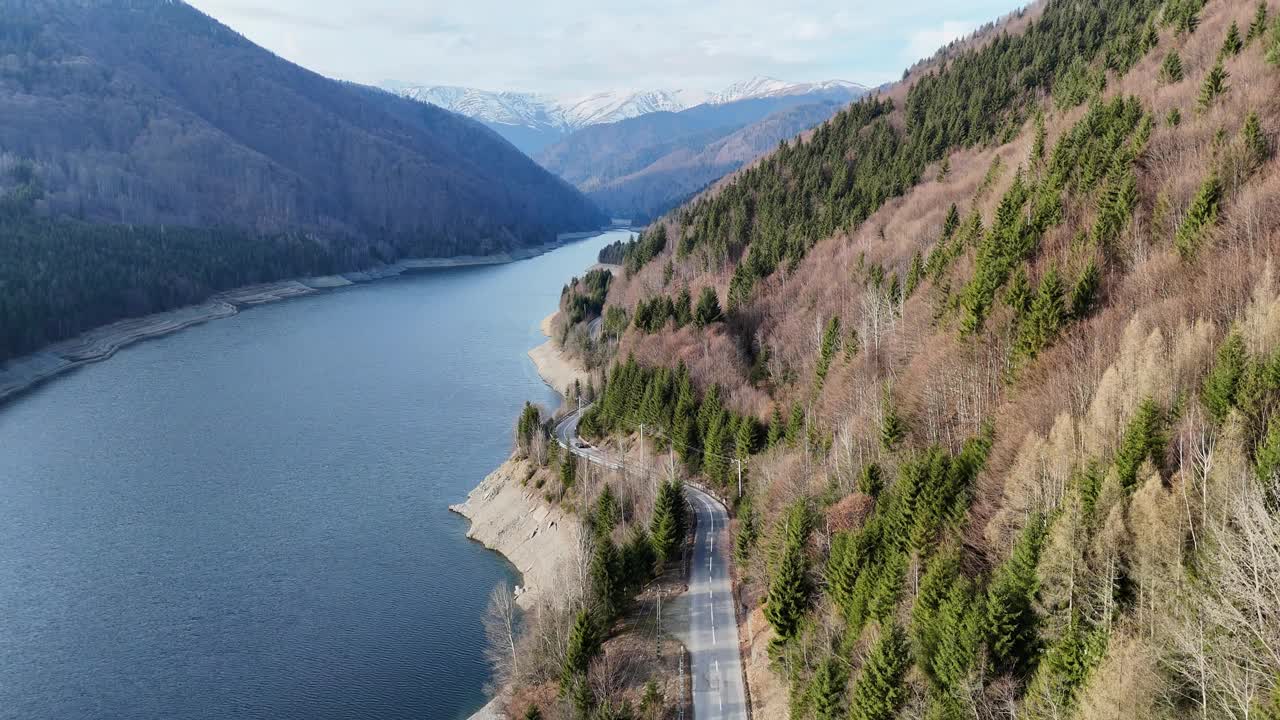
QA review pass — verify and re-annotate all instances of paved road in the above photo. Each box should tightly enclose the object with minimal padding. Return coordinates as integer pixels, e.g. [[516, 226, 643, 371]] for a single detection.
[[555, 407, 749, 720]]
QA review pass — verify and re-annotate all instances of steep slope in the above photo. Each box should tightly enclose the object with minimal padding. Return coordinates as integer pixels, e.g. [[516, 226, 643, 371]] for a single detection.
[[0, 0, 604, 251], [537, 89, 864, 220], [0, 0, 606, 362], [535, 0, 1280, 717], [584, 101, 850, 224]]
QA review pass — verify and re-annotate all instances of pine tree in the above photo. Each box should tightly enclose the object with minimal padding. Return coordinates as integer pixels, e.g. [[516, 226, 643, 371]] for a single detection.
[[560, 455, 577, 490], [735, 503, 758, 562], [1243, 111, 1270, 171], [937, 155, 951, 182], [858, 462, 884, 497], [905, 251, 925, 297], [986, 516, 1047, 677], [1256, 416, 1280, 486], [1004, 266, 1033, 318], [650, 480, 687, 565], [590, 536, 624, 621], [561, 609, 601, 690], [693, 286, 723, 327], [1114, 397, 1166, 492], [1069, 261, 1100, 320], [523, 704, 543, 720], [1014, 267, 1068, 363], [593, 485, 621, 537], [763, 524, 810, 649], [1270, 13, 1280, 65], [734, 415, 756, 462], [1198, 62, 1229, 110], [1249, 1, 1270, 44], [848, 624, 912, 720], [1031, 111, 1047, 165], [1175, 173, 1222, 259], [810, 657, 848, 720], [1221, 21, 1244, 58], [786, 403, 805, 447], [766, 406, 785, 448], [880, 392, 906, 451], [1203, 332, 1248, 423], [815, 316, 842, 384]]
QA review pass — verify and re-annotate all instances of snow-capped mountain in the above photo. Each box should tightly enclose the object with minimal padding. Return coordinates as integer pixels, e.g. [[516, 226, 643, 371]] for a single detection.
[[384, 76, 867, 154]]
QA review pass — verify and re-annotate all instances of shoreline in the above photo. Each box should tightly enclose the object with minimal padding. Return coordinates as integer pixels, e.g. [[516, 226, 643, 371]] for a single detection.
[[526, 311, 595, 397], [0, 231, 611, 408]]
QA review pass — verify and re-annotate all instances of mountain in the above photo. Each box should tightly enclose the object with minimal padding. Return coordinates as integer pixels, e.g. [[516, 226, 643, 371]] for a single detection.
[[582, 100, 849, 223], [389, 77, 867, 154], [507, 0, 1280, 717], [0, 0, 605, 361], [535, 88, 865, 221]]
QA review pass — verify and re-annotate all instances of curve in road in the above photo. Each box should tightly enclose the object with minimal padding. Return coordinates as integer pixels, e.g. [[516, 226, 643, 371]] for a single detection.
[[555, 406, 749, 719]]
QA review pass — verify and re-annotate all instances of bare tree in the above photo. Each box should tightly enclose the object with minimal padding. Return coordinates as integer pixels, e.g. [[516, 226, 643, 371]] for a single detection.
[[484, 583, 521, 690]]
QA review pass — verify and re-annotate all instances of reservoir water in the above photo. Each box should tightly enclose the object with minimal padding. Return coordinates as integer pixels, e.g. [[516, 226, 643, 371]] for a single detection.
[[0, 230, 629, 720]]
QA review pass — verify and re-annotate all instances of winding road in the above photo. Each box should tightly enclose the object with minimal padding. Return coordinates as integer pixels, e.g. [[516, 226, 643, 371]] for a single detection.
[[554, 407, 749, 720]]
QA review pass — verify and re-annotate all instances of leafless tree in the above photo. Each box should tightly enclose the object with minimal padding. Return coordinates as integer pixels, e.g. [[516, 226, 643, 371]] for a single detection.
[[484, 583, 521, 689]]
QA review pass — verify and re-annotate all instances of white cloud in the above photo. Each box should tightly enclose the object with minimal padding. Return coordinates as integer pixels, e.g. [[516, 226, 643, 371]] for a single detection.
[[188, 0, 1021, 95], [903, 20, 978, 62]]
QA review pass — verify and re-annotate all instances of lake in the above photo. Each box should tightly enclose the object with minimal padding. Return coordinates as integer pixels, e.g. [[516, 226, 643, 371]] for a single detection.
[[0, 230, 629, 720]]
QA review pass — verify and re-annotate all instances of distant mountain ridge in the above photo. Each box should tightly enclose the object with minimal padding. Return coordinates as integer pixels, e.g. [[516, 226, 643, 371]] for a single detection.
[[0, 0, 604, 254], [388, 77, 868, 154]]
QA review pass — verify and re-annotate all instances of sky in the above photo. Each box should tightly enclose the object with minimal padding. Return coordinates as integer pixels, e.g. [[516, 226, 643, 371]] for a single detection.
[[187, 0, 1027, 97]]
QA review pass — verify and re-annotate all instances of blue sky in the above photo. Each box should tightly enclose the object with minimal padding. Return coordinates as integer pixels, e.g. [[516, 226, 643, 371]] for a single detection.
[[189, 0, 1027, 95]]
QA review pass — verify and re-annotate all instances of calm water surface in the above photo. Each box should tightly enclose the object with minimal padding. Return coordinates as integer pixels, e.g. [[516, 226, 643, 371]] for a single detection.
[[0, 231, 629, 720]]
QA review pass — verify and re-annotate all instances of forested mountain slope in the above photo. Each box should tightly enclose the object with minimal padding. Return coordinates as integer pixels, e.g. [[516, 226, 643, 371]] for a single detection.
[[0, 0, 604, 362], [582, 101, 851, 225], [529, 0, 1280, 717], [535, 89, 864, 222]]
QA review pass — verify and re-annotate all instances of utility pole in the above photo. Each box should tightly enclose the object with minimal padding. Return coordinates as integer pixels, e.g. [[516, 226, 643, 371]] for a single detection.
[[656, 589, 662, 658], [733, 458, 743, 498]]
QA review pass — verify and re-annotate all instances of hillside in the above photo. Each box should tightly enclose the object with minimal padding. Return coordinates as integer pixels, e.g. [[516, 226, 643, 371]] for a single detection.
[[0, 0, 605, 362], [583, 101, 850, 224], [536, 89, 864, 221], [517, 0, 1280, 718]]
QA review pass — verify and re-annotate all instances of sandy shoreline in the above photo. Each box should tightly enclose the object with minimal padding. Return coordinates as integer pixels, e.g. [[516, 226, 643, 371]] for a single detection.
[[0, 234, 606, 407], [526, 312, 594, 397]]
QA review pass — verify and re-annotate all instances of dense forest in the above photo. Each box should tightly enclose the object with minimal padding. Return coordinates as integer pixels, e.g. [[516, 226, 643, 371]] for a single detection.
[[509, 0, 1280, 717], [0, 0, 605, 363]]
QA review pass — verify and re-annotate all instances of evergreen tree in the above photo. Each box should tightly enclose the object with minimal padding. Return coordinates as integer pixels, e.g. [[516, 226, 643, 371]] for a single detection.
[[848, 624, 912, 720], [905, 251, 925, 297], [650, 480, 687, 565], [1256, 416, 1280, 485], [815, 316, 842, 384], [621, 526, 656, 590], [523, 704, 543, 720], [810, 656, 848, 720], [1004, 266, 1033, 318], [1248, 1, 1270, 44], [1269, 13, 1280, 65], [1175, 173, 1222, 259], [1243, 111, 1270, 171], [1198, 62, 1229, 110], [766, 406, 785, 448], [1069, 261, 1101, 320], [1203, 332, 1248, 423], [986, 516, 1047, 677], [561, 609, 601, 690], [763, 520, 811, 649], [561, 455, 577, 490], [593, 485, 621, 537], [858, 462, 884, 497], [590, 536, 625, 621], [1031, 111, 1048, 165], [786, 403, 806, 447], [880, 392, 906, 451], [693, 286, 723, 327], [1221, 21, 1244, 58], [735, 502, 758, 562], [1014, 267, 1068, 362], [1114, 398, 1167, 492]]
